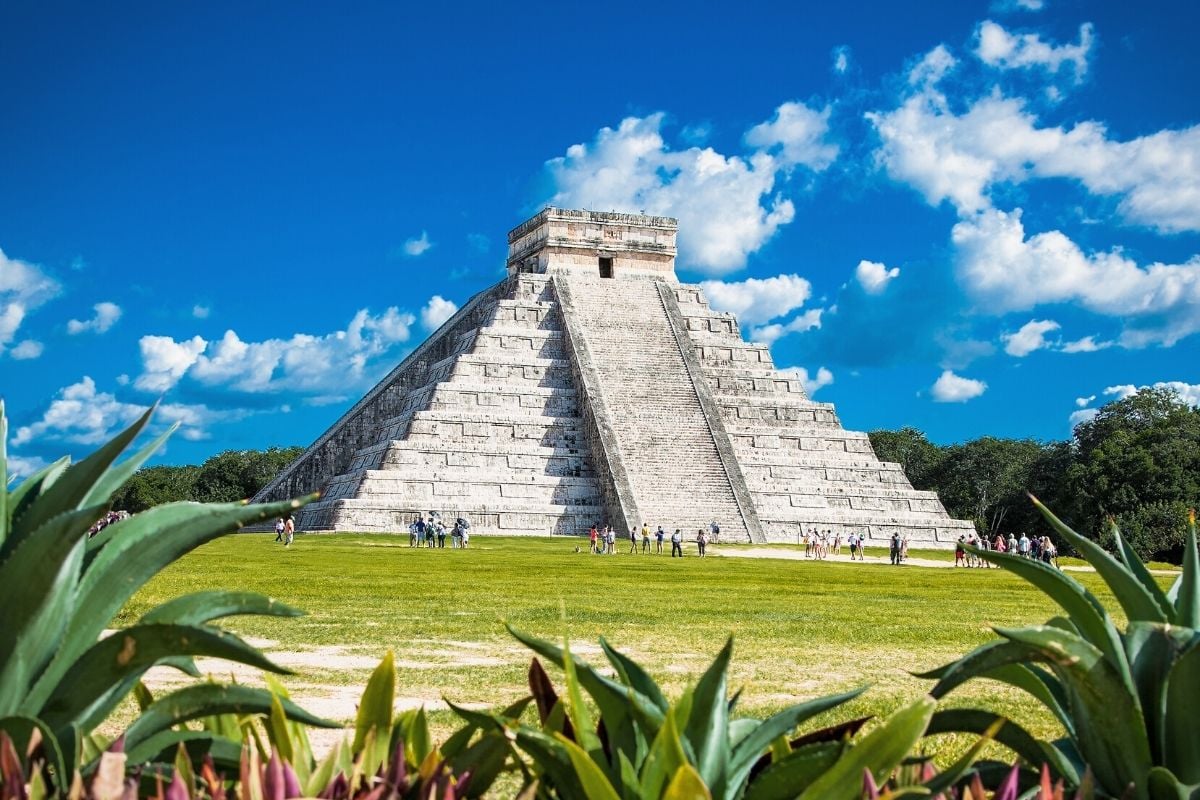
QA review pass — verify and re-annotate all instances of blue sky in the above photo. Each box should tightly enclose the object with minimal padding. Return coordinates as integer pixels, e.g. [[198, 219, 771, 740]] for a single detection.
[[3, 0, 1199, 475]]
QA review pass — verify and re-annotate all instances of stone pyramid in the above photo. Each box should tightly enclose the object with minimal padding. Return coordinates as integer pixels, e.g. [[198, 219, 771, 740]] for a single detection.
[[253, 208, 973, 547]]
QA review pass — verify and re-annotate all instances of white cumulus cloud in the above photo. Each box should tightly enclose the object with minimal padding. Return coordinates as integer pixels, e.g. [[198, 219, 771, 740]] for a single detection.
[[855, 260, 901, 294], [869, 88, 1200, 233], [1, 248, 60, 357], [192, 304, 211, 319], [931, 370, 987, 403], [750, 309, 824, 345], [403, 231, 434, 257], [953, 208, 1200, 347], [421, 295, 458, 331], [548, 106, 837, 275], [1002, 318, 1060, 356], [975, 20, 1094, 81], [67, 301, 122, 335], [12, 376, 227, 447], [1060, 335, 1112, 353], [135, 307, 416, 399], [699, 273, 813, 325], [9, 340, 43, 360], [779, 366, 834, 397]]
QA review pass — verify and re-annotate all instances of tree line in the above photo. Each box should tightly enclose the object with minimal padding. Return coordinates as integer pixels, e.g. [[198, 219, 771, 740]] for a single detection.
[[869, 387, 1200, 562], [112, 446, 304, 511]]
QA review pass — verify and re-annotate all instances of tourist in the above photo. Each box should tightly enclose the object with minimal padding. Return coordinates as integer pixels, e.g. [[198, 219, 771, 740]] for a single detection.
[[670, 528, 683, 557], [832, 532, 842, 556], [847, 532, 858, 561], [283, 516, 295, 547], [889, 532, 901, 565], [461, 527, 470, 548], [629, 527, 638, 554], [589, 525, 599, 554], [416, 517, 427, 547], [655, 525, 665, 554], [955, 536, 966, 567], [437, 522, 447, 548], [409, 519, 419, 547], [451, 523, 461, 548], [641, 526, 651, 554], [606, 526, 616, 554], [993, 532, 1007, 553], [1007, 532, 1018, 555], [1042, 537, 1058, 567], [696, 529, 707, 557], [709, 520, 720, 543], [978, 534, 992, 568], [1030, 535, 1042, 561], [274, 517, 285, 542], [901, 535, 910, 563], [1018, 532, 1031, 558]]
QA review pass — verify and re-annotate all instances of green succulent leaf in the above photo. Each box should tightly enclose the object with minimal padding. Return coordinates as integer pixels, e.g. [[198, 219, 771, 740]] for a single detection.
[[0, 521, 89, 717], [28, 494, 316, 711], [663, 763, 711, 800], [506, 624, 666, 735], [1110, 519, 1175, 621], [796, 695, 936, 800], [139, 590, 304, 626], [640, 708, 690, 800], [38, 623, 292, 731], [6, 406, 155, 551], [996, 624, 1152, 794], [743, 742, 843, 800], [969, 544, 1129, 683], [925, 708, 1077, 785], [122, 683, 337, 753], [1029, 496, 1168, 624], [684, 637, 732, 794], [5, 457, 70, 544], [555, 732, 622, 800], [600, 636, 669, 714], [1176, 516, 1200, 628], [725, 687, 865, 797], [1163, 640, 1200, 784], [352, 649, 395, 768]]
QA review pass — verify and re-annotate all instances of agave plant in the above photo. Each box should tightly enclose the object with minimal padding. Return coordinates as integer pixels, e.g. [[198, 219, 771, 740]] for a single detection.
[[0, 401, 333, 790], [442, 624, 1005, 800], [920, 497, 1200, 799]]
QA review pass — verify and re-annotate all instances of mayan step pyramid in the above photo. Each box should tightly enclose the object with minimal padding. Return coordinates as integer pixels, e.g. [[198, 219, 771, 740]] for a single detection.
[[253, 208, 973, 547]]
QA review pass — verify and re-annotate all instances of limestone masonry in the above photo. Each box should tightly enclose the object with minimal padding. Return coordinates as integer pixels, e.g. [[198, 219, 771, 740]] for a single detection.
[[253, 208, 974, 547]]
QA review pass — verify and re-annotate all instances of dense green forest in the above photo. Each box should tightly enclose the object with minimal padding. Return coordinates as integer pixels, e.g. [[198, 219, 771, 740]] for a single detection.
[[111, 445, 304, 510], [114, 387, 1198, 561], [869, 387, 1199, 562]]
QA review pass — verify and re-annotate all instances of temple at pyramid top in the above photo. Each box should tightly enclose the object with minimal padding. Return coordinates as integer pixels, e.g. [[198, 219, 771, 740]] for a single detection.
[[507, 207, 679, 279], [254, 208, 973, 547]]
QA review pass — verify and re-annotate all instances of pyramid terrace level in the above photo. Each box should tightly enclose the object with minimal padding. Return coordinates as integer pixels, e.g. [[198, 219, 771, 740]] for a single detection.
[[253, 209, 972, 546]]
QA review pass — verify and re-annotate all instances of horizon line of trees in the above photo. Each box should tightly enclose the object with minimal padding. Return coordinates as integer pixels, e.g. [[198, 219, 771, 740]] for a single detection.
[[869, 386, 1199, 562]]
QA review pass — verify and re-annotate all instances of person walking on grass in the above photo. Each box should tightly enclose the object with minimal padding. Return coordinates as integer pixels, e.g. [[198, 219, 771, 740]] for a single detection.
[[606, 526, 616, 555], [889, 532, 901, 565], [589, 525, 599, 554], [696, 529, 707, 557], [283, 517, 295, 547], [275, 517, 285, 543], [671, 528, 683, 557], [629, 527, 638, 554], [655, 525, 665, 554], [847, 531, 858, 561], [641, 526, 651, 553], [437, 521, 446, 548], [1018, 531, 1031, 558]]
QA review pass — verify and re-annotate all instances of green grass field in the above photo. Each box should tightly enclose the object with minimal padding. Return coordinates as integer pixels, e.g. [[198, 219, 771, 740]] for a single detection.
[[119, 532, 1140, 758]]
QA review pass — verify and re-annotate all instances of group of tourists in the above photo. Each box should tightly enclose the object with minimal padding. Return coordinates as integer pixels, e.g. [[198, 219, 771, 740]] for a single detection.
[[409, 513, 472, 548], [274, 517, 295, 546], [587, 521, 718, 557], [954, 531, 1059, 568], [88, 509, 131, 538]]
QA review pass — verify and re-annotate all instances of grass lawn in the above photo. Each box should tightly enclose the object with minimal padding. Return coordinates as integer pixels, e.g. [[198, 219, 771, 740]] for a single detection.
[[119, 532, 1139, 760]]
